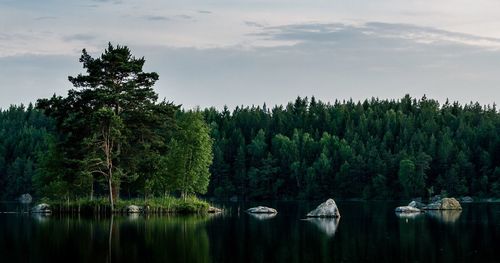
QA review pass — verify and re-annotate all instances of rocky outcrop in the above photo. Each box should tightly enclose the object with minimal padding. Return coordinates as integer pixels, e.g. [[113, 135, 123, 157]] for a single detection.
[[19, 194, 32, 203], [31, 203, 51, 213], [125, 205, 143, 213], [424, 197, 462, 210], [307, 199, 340, 218], [246, 206, 277, 214], [395, 206, 421, 213]]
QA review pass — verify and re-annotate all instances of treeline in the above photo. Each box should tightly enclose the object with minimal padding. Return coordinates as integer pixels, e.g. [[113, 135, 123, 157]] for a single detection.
[[0, 104, 53, 199], [205, 96, 500, 200]]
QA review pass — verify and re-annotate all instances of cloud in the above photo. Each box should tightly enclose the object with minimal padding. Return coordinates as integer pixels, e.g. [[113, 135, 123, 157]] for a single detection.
[[143, 15, 170, 21], [63, 34, 97, 42], [254, 22, 500, 50], [244, 21, 265, 28], [35, 16, 57, 20], [198, 10, 212, 14]]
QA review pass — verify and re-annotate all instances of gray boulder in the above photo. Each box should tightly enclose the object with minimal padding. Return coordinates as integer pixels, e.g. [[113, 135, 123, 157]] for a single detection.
[[246, 206, 277, 214], [307, 199, 340, 218], [19, 193, 32, 203], [424, 197, 462, 210], [31, 203, 51, 213], [460, 196, 473, 203], [408, 200, 427, 209], [395, 206, 421, 213], [125, 205, 143, 213]]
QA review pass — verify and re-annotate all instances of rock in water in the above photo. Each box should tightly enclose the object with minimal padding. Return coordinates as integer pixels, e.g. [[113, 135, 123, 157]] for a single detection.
[[307, 199, 340, 218], [408, 200, 426, 209], [125, 205, 143, 213], [19, 194, 32, 203], [460, 196, 473, 203], [208, 206, 223, 213], [246, 206, 277, 214], [395, 206, 421, 213], [425, 197, 462, 210], [31, 203, 51, 213]]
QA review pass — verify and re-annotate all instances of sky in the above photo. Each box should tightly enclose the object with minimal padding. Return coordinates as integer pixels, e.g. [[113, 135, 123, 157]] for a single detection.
[[1, 0, 500, 109]]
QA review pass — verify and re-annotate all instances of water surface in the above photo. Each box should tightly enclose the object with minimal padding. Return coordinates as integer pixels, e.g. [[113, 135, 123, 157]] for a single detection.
[[1, 201, 499, 263]]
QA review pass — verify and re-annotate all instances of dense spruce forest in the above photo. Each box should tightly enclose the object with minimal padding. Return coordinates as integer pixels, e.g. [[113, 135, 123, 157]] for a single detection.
[[204, 96, 500, 200], [1, 96, 499, 201]]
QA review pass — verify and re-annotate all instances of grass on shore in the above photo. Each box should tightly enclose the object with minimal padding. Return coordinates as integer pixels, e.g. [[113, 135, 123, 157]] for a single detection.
[[44, 196, 211, 214]]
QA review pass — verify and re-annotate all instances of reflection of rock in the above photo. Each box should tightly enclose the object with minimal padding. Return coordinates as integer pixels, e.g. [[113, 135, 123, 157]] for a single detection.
[[305, 218, 340, 236], [248, 213, 277, 220], [395, 212, 423, 219], [425, 198, 462, 210], [307, 199, 340, 218], [246, 206, 277, 214], [31, 213, 50, 222], [31, 203, 51, 213], [127, 213, 140, 220], [19, 194, 32, 203], [425, 210, 462, 223], [230, 196, 238, 202], [395, 206, 421, 213]]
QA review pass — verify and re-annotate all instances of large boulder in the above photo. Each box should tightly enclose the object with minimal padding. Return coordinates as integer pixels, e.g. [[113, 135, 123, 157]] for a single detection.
[[246, 206, 277, 214], [31, 203, 51, 213], [19, 193, 32, 203], [395, 206, 421, 213], [125, 205, 143, 213], [425, 197, 462, 210], [307, 199, 340, 218]]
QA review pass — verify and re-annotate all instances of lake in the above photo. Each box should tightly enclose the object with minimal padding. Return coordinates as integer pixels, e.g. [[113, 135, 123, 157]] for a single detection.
[[1, 201, 499, 263]]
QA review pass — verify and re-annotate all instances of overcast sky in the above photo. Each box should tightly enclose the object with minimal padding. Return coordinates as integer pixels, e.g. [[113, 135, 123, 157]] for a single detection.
[[1, 0, 500, 109]]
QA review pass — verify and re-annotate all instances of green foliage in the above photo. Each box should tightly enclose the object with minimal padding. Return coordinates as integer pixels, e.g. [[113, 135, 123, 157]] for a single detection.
[[163, 110, 213, 198], [203, 95, 500, 200]]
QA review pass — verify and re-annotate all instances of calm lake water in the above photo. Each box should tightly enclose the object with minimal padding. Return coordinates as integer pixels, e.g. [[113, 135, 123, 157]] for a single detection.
[[1, 201, 499, 263]]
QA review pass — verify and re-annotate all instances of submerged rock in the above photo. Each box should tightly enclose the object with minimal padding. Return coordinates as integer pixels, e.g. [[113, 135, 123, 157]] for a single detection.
[[307, 199, 340, 218], [19, 193, 32, 203], [125, 205, 143, 213], [31, 203, 51, 213], [395, 206, 421, 213], [246, 206, 277, 214], [424, 198, 462, 210]]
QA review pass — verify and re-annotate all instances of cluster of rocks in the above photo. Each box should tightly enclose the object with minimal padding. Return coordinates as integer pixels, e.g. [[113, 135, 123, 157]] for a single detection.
[[246, 198, 341, 218], [395, 197, 463, 214]]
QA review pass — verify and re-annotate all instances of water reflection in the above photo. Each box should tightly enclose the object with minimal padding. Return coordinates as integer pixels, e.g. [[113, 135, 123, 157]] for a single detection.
[[1, 201, 499, 263], [304, 217, 340, 237], [395, 212, 424, 220], [425, 210, 462, 223], [248, 213, 277, 220]]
